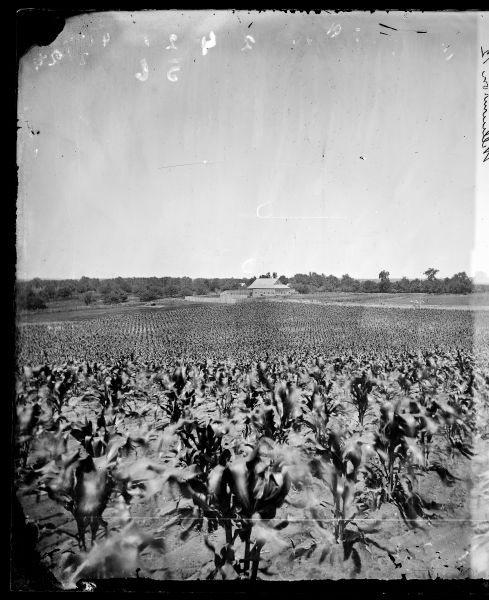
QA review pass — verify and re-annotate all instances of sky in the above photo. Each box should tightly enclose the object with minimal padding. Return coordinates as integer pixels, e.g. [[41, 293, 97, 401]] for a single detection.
[[16, 10, 488, 281]]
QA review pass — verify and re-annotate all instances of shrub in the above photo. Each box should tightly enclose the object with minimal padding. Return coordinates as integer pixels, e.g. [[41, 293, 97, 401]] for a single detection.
[[83, 292, 95, 305]]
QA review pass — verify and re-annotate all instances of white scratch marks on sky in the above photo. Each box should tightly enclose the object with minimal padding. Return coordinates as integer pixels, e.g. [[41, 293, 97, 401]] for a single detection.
[[135, 58, 149, 81], [48, 49, 63, 66], [159, 160, 213, 169], [202, 31, 216, 56], [256, 199, 273, 218], [34, 52, 47, 70], [241, 35, 256, 51], [166, 34, 178, 50], [327, 23, 342, 39], [241, 257, 255, 276], [442, 43, 454, 60], [167, 66, 180, 82]]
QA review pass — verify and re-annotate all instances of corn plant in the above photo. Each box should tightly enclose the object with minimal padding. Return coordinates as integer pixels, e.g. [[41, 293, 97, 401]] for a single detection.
[[249, 382, 303, 444], [430, 395, 475, 460], [60, 521, 166, 587], [14, 402, 44, 471], [366, 397, 441, 527], [49, 367, 79, 414], [372, 400, 417, 494], [155, 365, 200, 426], [215, 389, 236, 420], [326, 431, 364, 543], [350, 372, 376, 426], [33, 411, 142, 550], [80, 364, 132, 410], [162, 438, 291, 580], [174, 418, 232, 475]]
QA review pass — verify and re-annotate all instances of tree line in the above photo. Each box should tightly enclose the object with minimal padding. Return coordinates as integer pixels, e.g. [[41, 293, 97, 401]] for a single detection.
[[283, 269, 476, 295], [16, 269, 481, 310], [16, 276, 246, 310]]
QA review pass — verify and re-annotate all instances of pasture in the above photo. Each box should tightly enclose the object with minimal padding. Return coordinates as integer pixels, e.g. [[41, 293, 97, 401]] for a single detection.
[[285, 291, 489, 310]]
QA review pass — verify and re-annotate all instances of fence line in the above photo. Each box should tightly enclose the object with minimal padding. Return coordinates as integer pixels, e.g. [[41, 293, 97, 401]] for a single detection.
[[184, 295, 250, 304]]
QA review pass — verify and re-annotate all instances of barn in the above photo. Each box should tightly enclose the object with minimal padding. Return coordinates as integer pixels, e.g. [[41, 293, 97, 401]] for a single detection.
[[220, 288, 251, 297], [247, 277, 295, 298]]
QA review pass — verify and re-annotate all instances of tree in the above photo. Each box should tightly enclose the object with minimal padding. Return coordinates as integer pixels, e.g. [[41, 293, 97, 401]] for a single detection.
[[423, 268, 439, 282], [56, 283, 76, 299], [409, 278, 423, 293], [43, 282, 57, 301], [193, 279, 211, 295], [294, 283, 311, 294], [340, 274, 358, 292], [323, 275, 340, 291], [181, 276, 193, 290], [423, 268, 440, 293], [77, 276, 91, 294], [448, 272, 473, 294], [139, 287, 160, 302], [83, 291, 95, 305], [102, 287, 127, 304], [378, 270, 391, 293], [362, 279, 378, 293], [164, 283, 180, 297], [180, 286, 194, 297], [20, 290, 47, 310], [272, 272, 277, 279], [309, 272, 324, 290], [208, 278, 220, 293], [115, 277, 132, 293], [397, 277, 411, 293]]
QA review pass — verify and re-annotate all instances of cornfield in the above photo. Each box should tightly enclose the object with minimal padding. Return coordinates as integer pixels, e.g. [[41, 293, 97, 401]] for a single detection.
[[13, 302, 489, 586]]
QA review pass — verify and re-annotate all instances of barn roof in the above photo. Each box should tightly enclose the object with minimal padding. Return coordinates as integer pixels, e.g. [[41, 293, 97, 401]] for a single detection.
[[248, 277, 291, 289]]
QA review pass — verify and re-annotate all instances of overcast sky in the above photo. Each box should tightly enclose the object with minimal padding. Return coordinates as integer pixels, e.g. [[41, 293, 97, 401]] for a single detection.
[[17, 10, 485, 280]]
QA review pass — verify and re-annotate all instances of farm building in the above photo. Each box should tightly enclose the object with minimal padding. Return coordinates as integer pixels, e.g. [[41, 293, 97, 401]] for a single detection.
[[220, 288, 251, 298], [186, 278, 295, 303], [247, 277, 295, 298]]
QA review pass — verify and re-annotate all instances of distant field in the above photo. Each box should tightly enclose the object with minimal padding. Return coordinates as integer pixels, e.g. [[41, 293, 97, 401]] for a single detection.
[[17, 292, 489, 326], [17, 297, 187, 324], [291, 291, 489, 310]]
